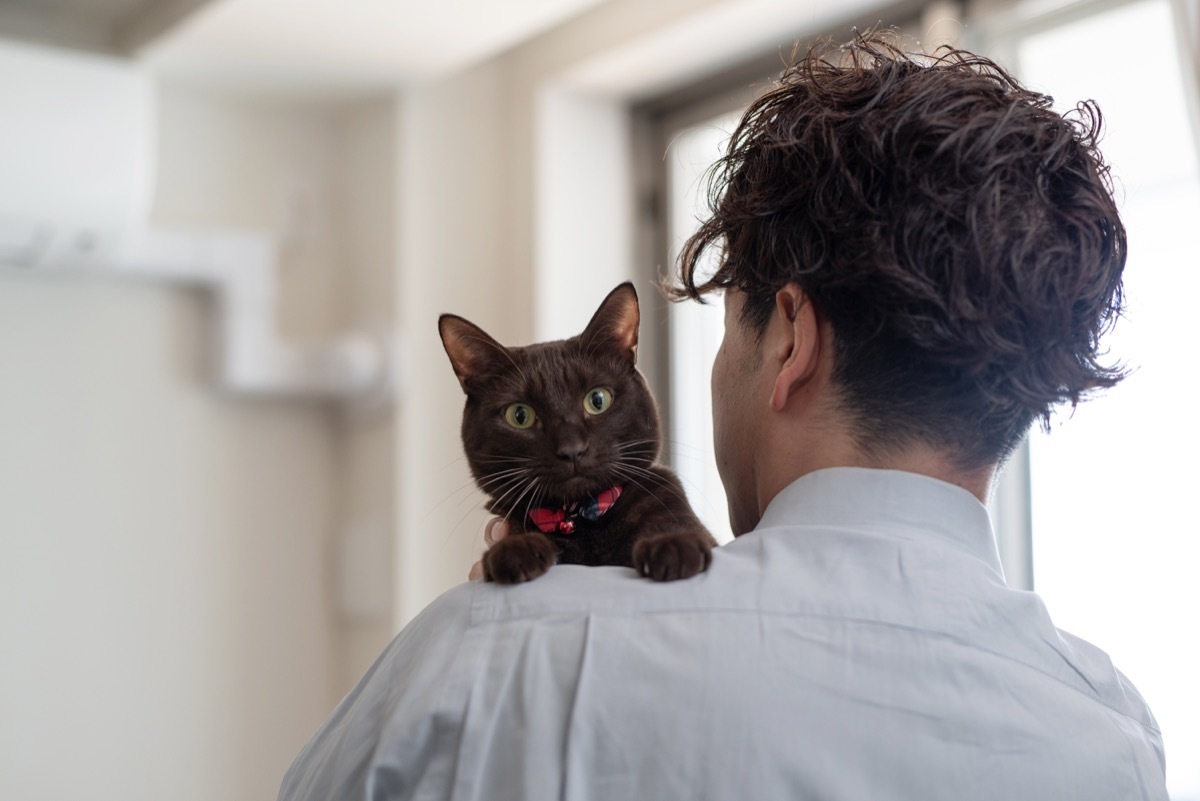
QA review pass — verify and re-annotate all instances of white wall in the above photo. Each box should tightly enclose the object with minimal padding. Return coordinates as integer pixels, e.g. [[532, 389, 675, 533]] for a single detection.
[[327, 100, 401, 692], [395, 63, 514, 622], [153, 80, 404, 696], [0, 50, 400, 800], [0, 278, 336, 801], [534, 89, 636, 340]]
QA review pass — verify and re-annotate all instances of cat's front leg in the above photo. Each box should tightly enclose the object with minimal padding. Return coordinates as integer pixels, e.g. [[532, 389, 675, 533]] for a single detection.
[[482, 531, 557, 584], [631, 529, 713, 582]]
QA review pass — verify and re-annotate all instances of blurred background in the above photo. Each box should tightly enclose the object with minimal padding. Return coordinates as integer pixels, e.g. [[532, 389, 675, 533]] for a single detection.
[[0, 0, 1196, 799]]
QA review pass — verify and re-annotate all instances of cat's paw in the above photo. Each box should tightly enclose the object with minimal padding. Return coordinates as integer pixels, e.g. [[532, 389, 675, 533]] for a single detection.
[[632, 531, 713, 582], [482, 533, 557, 584]]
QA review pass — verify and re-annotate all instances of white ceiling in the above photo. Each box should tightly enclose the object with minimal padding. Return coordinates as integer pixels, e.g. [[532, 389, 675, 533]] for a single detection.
[[141, 0, 613, 92], [1, 0, 891, 99]]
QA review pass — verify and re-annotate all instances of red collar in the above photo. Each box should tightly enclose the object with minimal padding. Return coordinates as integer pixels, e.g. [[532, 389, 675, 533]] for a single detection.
[[528, 484, 623, 534]]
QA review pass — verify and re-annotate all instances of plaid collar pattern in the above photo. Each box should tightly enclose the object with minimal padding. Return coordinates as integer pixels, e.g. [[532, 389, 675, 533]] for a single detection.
[[528, 485, 623, 534]]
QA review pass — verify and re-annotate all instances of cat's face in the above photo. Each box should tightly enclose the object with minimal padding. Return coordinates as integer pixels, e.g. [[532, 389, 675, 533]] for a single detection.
[[439, 283, 662, 516]]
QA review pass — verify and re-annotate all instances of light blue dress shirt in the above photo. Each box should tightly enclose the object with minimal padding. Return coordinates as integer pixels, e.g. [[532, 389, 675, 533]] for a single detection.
[[280, 467, 1167, 800]]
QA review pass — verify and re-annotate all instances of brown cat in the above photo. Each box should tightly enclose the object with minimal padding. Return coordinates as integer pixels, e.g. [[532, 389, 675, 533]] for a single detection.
[[439, 282, 716, 584]]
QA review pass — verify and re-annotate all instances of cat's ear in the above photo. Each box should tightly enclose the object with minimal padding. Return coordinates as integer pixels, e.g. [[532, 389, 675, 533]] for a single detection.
[[438, 314, 508, 391], [582, 282, 640, 365]]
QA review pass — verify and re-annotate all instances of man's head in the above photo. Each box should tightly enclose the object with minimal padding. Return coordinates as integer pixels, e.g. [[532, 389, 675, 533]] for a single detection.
[[680, 33, 1127, 495]]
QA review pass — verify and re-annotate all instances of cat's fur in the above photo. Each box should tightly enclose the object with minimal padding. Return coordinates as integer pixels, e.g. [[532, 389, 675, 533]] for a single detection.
[[439, 282, 716, 584]]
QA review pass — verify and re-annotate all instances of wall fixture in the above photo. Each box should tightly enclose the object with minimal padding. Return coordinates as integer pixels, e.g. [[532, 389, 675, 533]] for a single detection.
[[0, 223, 397, 407]]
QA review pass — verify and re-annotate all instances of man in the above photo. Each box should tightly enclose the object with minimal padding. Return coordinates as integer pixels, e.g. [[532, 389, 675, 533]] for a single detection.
[[280, 35, 1167, 800]]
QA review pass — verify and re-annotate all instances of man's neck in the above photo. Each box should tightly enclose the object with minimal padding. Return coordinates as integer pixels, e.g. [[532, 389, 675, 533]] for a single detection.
[[756, 422, 996, 524], [863, 449, 994, 503]]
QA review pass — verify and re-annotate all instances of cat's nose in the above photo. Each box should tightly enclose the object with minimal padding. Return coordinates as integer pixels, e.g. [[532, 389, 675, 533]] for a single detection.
[[556, 441, 588, 463]]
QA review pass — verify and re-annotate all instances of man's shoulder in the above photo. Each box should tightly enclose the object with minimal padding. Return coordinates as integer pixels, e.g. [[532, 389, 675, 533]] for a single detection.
[[464, 563, 718, 625], [395, 541, 772, 642], [1053, 627, 1162, 734], [395, 549, 750, 656]]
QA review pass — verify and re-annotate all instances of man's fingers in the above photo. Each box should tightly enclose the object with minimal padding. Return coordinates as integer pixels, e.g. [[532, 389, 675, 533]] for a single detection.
[[470, 519, 510, 581], [484, 518, 509, 547]]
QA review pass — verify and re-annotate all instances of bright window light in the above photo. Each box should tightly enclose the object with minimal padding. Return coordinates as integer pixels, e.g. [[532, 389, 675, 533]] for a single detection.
[[1017, 1, 1200, 797], [666, 113, 741, 544]]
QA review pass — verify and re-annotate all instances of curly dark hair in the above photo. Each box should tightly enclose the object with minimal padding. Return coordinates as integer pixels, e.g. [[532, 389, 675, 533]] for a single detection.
[[676, 32, 1127, 468]]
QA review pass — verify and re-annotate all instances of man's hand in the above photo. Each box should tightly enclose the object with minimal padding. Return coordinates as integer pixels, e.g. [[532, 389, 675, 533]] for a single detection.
[[468, 518, 509, 581]]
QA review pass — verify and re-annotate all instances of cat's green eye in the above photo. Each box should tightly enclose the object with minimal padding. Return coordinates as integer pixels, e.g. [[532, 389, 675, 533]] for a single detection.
[[504, 403, 537, 429], [584, 388, 614, 415]]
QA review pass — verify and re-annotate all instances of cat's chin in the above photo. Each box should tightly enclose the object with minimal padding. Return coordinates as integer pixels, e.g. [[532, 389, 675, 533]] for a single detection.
[[556, 475, 609, 499]]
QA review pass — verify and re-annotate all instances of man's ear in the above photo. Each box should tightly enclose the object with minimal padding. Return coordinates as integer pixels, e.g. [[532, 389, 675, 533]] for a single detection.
[[438, 314, 508, 392], [769, 284, 822, 412], [581, 282, 639, 365]]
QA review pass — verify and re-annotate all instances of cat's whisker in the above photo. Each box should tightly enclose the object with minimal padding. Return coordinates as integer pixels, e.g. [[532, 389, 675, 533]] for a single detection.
[[655, 470, 708, 504], [484, 466, 532, 477], [429, 470, 520, 521], [480, 472, 528, 488], [486, 480, 531, 521], [663, 456, 712, 471], [615, 439, 660, 453], [665, 448, 711, 460], [612, 468, 676, 499], [614, 460, 671, 478], [480, 466, 536, 487], [663, 453, 716, 467], [472, 455, 536, 465], [615, 463, 703, 514], [504, 474, 544, 517], [442, 493, 496, 549], [608, 466, 681, 521], [618, 461, 726, 522], [521, 478, 543, 532], [427, 479, 490, 518], [478, 468, 535, 487], [503, 477, 539, 528], [664, 456, 717, 471], [482, 467, 536, 487], [661, 435, 710, 448], [435, 456, 470, 473], [482, 464, 537, 482], [614, 446, 658, 462], [490, 474, 535, 515], [617, 462, 692, 498]]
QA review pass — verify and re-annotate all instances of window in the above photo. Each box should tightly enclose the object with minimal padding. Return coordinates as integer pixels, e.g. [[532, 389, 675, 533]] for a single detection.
[[989, 0, 1200, 796], [663, 111, 742, 543]]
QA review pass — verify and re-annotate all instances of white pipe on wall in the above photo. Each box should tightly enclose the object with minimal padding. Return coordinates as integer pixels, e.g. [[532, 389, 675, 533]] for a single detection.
[[0, 223, 396, 406]]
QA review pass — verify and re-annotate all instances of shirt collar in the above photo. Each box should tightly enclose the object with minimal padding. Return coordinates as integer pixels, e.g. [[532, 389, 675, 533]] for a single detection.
[[755, 467, 1005, 579]]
